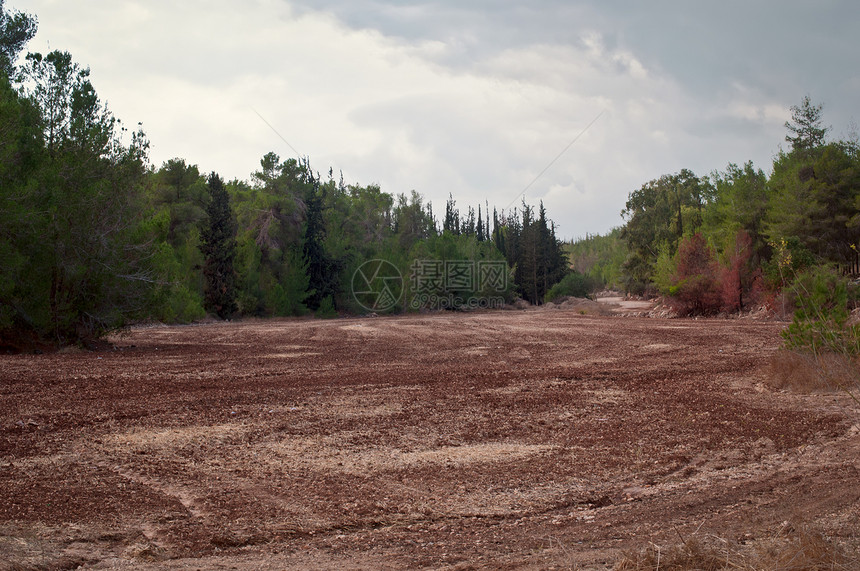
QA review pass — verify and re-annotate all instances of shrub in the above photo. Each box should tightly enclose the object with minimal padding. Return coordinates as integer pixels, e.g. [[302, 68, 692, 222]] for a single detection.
[[767, 349, 858, 393], [614, 524, 854, 570], [315, 295, 337, 319], [776, 266, 860, 401], [782, 266, 860, 356], [651, 242, 677, 296], [545, 272, 597, 302], [762, 236, 815, 292], [665, 233, 722, 316]]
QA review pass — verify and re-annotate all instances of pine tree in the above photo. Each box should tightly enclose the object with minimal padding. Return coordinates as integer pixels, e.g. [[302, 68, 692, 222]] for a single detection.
[[0, 0, 37, 76], [200, 172, 238, 319], [785, 96, 829, 153], [11, 48, 155, 344], [443, 193, 460, 235]]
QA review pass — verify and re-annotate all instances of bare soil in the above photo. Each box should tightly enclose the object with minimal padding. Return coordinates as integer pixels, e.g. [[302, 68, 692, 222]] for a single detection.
[[2, 310, 859, 569]]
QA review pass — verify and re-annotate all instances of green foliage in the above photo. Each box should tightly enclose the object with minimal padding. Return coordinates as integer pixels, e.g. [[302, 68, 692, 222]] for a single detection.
[[302, 165, 341, 311], [392, 190, 436, 252], [405, 231, 513, 311], [315, 295, 337, 319], [495, 200, 567, 305], [545, 272, 597, 302], [782, 267, 860, 356], [271, 250, 310, 316], [200, 172, 238, 319], [607, 96, 860, 313], [785, 95, 829, 153], [765, 142, 860, 264], [565, 228, 626, 289], [702, 161, 770, 266], [620, 169, 713, 287], [1, 47, 157, 346], [1, 2, 576, 346], [762, 236, 815, 291], [230, 154, 319, 317], [0, 72, 42, 338], [140, 159, 208, 323], [146, 239, 205, 323], [443, 193, 460, 235], [650, 242, 677, 296], [0, 0, 36, 76]]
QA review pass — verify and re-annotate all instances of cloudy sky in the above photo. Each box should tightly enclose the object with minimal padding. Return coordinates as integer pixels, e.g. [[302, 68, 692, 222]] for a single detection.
[[13, 0, 860, 238]]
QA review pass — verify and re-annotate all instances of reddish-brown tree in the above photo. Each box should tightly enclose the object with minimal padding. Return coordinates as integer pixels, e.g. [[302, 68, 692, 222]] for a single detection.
[[669, 232, 722, 316]]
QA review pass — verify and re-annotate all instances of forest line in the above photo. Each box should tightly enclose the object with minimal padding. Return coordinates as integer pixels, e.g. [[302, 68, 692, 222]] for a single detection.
[[0, 2, 568, 348], [568, 95, 860, 316]]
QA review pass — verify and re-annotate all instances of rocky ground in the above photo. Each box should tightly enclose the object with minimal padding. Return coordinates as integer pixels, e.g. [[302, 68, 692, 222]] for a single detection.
[[2, 308, 859, 569]]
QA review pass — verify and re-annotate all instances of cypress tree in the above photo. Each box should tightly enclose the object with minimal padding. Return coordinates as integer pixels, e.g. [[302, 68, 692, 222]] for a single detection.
[[302, 165, 340, 311], [443, 193, 460, 235], [200, 172, 238, 319]]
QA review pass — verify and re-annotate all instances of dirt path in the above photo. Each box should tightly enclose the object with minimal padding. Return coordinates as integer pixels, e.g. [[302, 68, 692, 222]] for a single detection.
[[1, 311, 858, 569], [594, 296, 656, 312]]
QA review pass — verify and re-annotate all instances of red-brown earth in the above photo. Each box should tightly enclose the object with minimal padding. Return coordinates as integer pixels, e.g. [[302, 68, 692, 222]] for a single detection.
[[1, 308, 859, 569]]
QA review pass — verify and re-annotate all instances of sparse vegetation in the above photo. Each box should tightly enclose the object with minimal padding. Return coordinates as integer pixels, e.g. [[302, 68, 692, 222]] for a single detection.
[[782, 267, 859, 356], [767, 349, 858, 394], [767, 267, 860, 400], [615, 524, 855, 571]]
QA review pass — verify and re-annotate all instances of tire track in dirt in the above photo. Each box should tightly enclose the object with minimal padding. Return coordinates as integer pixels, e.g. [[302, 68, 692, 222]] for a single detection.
[[2, 311, 858, 569]]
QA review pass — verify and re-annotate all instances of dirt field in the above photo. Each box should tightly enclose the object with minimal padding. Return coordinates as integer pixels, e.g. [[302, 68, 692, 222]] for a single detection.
[[2, 309, 859, 569]]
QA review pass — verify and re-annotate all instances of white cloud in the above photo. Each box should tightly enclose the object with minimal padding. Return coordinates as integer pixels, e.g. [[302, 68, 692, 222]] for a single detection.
[[12, 0, 860, 238]]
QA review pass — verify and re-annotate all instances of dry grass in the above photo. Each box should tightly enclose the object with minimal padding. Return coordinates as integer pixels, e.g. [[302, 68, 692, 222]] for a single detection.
[[766, 349, 860, 395], [614, 524, 856, 570]]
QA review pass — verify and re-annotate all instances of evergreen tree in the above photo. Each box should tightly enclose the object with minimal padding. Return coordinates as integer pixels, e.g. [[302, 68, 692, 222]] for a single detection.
[[567, 228, 627, 289], [620, 169, 712, 290], [542, 206, 569, 295], [513, 201, 568, 304], [12, 49, 155, 344], [785, 96, 829, 153], [485, 202, 490, 244], [0, 70, 44, 343], [492, 208, 505, 256], [766, 141, 860, 264], [200, 172, 238, 319], [519, 206, 539, 303], [142, 159, 208, 323], [702, 161, 770, 265], [0, 0, 36, 76], [392, 190, 436, 251], [234, 153, 310, 316], [443, 193, 460, 235], [302, 162, 340, 311], [462, 206, 476, 236]]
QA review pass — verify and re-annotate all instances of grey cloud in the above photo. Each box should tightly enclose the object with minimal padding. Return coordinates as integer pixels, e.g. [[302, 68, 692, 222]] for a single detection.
[[18, 0, 858, 237]]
